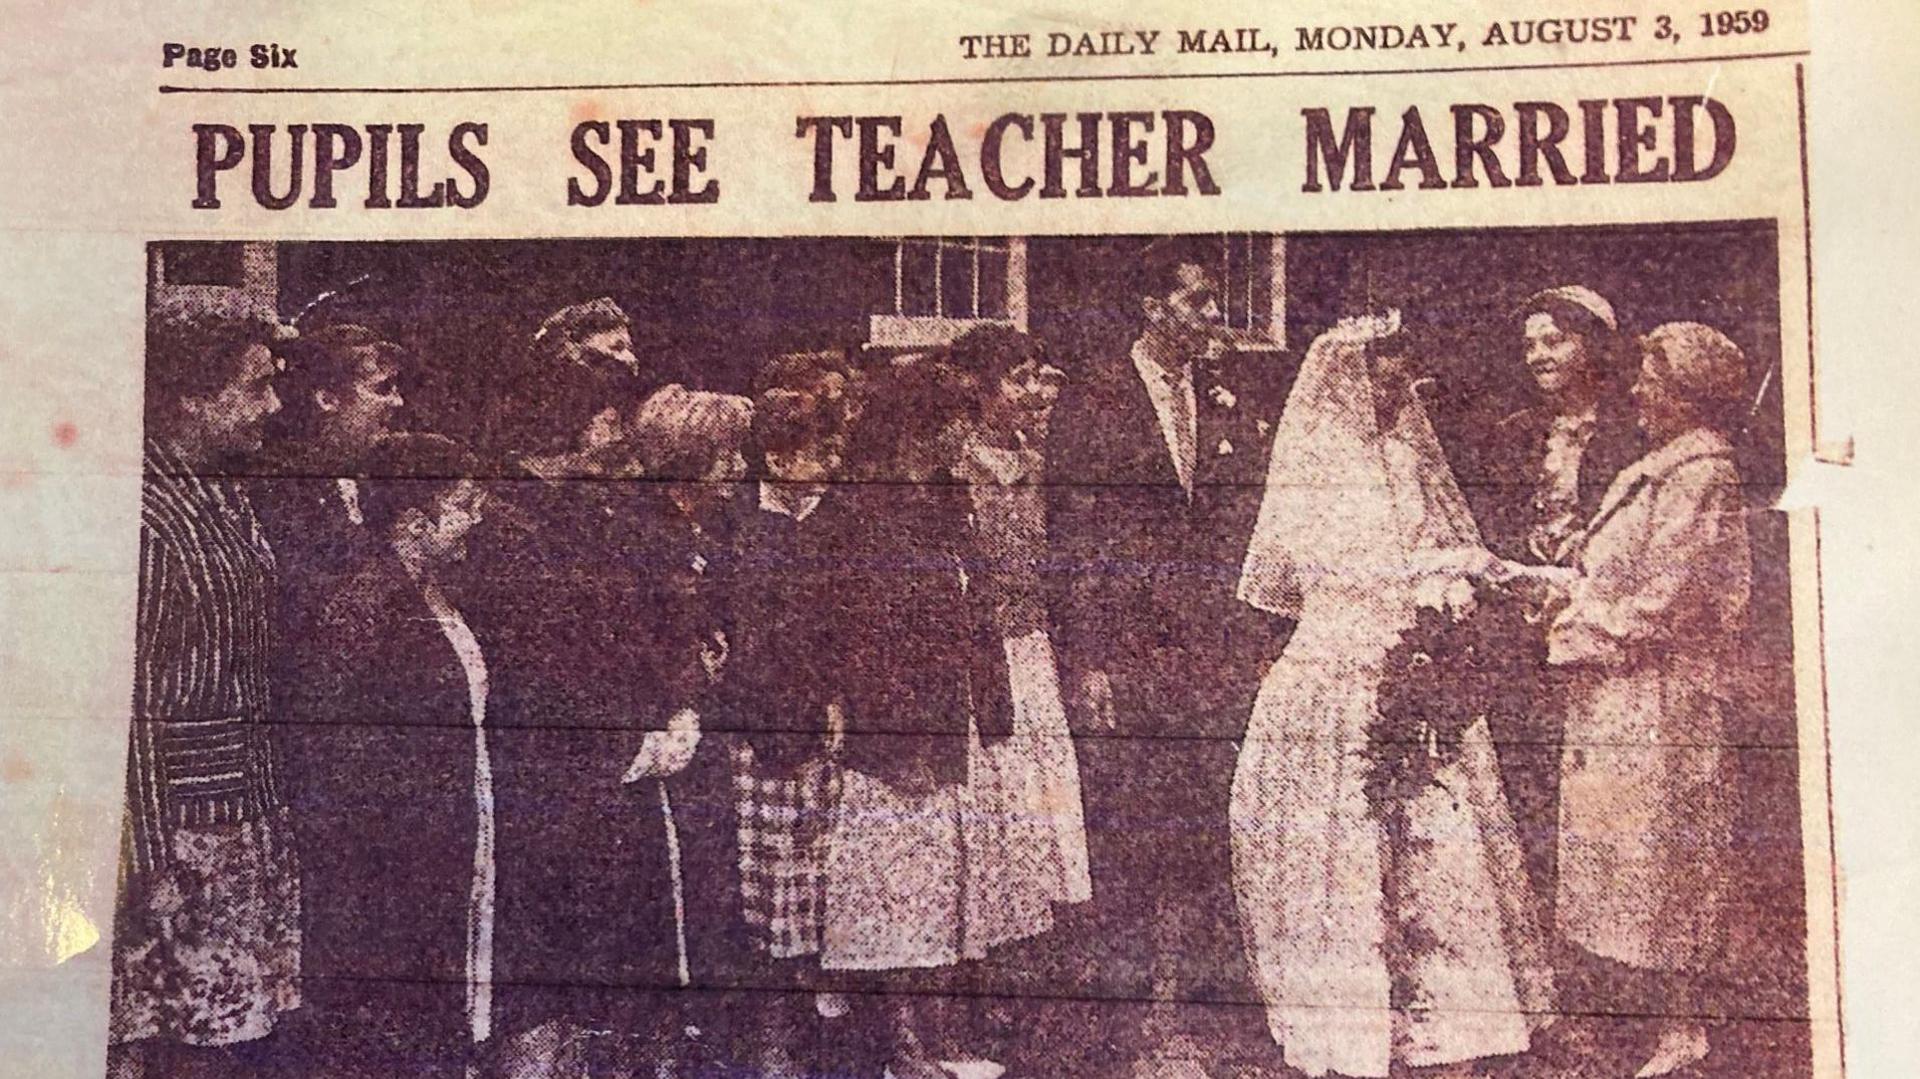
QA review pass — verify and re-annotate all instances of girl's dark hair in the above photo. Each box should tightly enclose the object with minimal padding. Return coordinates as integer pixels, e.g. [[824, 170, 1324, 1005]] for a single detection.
[[755, 390, 847, 458], [843, 356, 977, 479], [754, 349, 850, 397], [355, 432, 479, 538], [947, 324, 1043, 388], [752, 350, 854, 458]]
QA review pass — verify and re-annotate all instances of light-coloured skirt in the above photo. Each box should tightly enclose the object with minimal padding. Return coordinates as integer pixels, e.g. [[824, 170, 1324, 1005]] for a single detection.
[[822, 631, 1090, 970]]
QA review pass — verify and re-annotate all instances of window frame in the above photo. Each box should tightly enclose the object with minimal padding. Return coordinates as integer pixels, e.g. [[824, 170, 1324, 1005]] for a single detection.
[[867, 236, 1028, 349]]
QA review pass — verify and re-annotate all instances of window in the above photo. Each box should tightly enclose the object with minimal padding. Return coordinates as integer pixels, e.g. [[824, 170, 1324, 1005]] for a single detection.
[[148, 241, 279, 319], [868, 236, 1027, 348], [156, 242, 245, 287], [1212, 232, 1286, 350]]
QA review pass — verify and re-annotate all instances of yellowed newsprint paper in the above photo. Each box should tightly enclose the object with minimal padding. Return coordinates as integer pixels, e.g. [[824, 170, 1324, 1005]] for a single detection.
[[2, 2, 1913, 1077]]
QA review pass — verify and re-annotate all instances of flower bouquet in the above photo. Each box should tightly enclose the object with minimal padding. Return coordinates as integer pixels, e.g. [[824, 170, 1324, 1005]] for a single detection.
[[1366, 551, 1548, 818], [1365, 570, 1544, 1014]]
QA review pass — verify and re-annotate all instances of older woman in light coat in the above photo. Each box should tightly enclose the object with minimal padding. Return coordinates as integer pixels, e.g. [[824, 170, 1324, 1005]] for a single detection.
[[1498, 321, 1754, 1078]]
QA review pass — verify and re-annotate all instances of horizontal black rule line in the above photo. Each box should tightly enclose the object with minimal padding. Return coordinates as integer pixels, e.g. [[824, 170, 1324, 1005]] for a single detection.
[[156, 49, 1811, 95]]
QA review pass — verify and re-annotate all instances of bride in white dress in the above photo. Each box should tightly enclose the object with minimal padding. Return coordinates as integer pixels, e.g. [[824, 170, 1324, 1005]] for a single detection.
[[1229, 313, 1552, 1078]]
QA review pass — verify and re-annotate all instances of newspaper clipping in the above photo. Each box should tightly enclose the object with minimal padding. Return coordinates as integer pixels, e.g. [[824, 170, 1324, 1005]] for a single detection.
[[0, 2, 1879, 1077]]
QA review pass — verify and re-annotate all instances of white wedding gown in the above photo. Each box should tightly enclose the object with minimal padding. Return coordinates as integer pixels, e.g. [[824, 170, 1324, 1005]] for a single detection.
[[1228, 316, 1552, 1078]]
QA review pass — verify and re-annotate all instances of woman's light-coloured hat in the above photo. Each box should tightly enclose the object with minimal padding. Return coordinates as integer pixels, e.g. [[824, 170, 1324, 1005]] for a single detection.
[[1520, 284, 1619, 333], [1641, 321, 1748, 405]]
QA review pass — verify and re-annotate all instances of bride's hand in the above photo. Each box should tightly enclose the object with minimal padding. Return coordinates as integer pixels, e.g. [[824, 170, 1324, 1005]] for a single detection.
[[1414, 546, 1501, 580], [1414, 573, 1480, 621], [1502, 562, 1580, 591], [1485, 562, 1579, 618]]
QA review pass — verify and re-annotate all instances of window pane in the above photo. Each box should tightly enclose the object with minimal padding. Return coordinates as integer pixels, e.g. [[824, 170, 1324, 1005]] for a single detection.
[[940, 243, 974, 318], [1208, 233, 1275, 332], [977, 248, 1008, 318], [900, 242, 937, 316], [162, 242, 245, 287], [1249, 237, 1273, 329]]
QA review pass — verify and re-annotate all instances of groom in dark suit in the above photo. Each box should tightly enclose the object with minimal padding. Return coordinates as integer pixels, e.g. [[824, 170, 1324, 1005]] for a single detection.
[[1048, 251, 1288, 1071]]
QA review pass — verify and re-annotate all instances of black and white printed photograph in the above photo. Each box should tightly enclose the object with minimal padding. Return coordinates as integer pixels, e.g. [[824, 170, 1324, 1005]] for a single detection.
[[111, 223, 1805, 1079]]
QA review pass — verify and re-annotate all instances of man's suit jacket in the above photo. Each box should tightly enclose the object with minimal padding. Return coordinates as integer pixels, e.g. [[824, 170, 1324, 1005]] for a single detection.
[[1047, 347, 1287, 739], [280, 553, 478, 1043]]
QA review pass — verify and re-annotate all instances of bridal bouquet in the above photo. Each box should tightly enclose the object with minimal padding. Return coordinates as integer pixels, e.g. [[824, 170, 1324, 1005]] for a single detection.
[[1365, 567, 1538, 820], [1366, 601, 1483, 817]]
